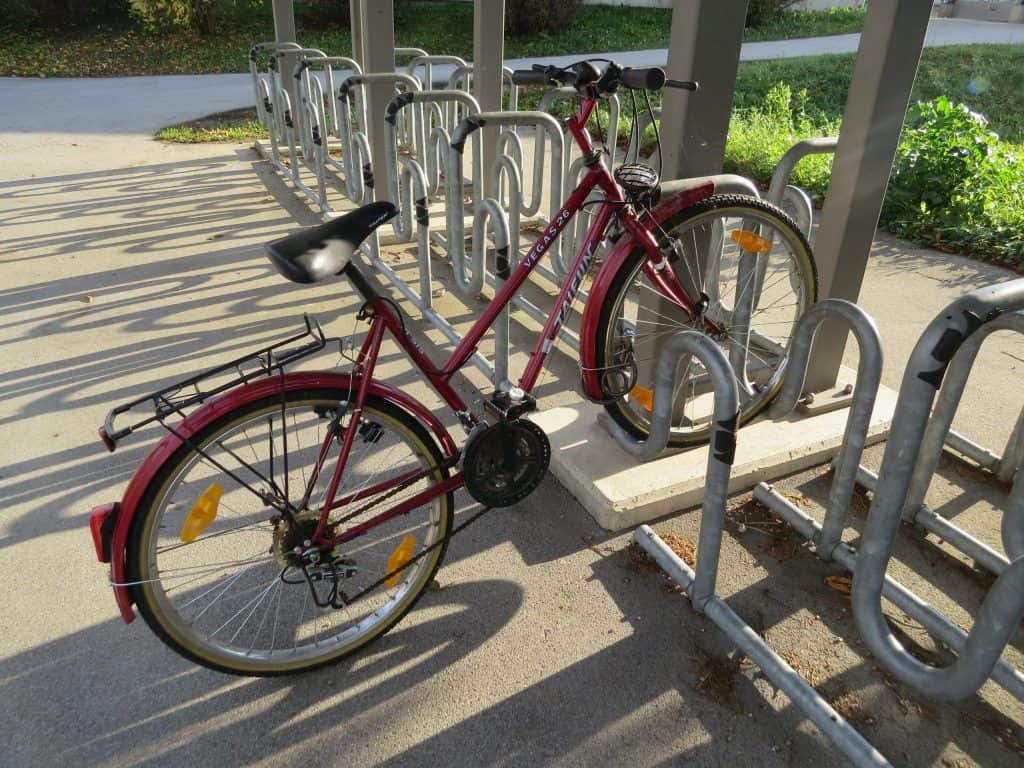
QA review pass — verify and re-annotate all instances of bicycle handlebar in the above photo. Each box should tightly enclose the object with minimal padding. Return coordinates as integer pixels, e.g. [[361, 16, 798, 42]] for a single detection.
[[510, 60, 697, 95], [510, 69, 552, 87], [619, 67, 666, 91]]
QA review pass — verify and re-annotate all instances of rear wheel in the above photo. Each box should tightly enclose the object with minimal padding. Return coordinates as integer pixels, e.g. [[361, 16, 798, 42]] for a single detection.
[[127, 389, 453, 676], [596, 194, 818, 446]]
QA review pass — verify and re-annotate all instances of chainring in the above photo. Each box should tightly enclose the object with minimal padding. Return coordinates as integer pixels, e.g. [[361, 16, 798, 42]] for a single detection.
[[462, 419, 551, 507]]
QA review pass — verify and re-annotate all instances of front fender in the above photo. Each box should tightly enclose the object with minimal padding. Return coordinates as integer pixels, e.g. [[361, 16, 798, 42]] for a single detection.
[[579, 179, 715, 400], [106, 371, 457, 623]]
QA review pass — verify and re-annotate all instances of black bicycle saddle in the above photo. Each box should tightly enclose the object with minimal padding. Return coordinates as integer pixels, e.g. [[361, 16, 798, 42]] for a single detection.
[[265, 201, 397, 284]]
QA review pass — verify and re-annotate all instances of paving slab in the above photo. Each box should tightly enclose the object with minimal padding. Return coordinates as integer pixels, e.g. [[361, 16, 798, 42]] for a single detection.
[[533, 371, 898, 531]]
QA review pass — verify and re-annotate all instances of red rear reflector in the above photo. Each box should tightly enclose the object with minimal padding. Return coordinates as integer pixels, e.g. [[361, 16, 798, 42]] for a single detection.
[[90, 503, 119, 563]]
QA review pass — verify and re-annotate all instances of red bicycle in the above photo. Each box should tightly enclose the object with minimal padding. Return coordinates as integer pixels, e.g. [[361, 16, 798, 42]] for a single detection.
[[90, 61, 817, 675]]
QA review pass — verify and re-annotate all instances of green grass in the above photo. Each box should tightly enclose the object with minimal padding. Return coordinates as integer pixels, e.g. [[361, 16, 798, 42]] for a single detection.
[[734, 45, 1024, 144], [156, 108, 264, 143], [743, 8, 864, 42], [0, 3, 866, 78]]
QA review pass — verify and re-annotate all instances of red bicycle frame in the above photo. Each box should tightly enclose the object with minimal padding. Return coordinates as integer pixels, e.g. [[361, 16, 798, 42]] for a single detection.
[[93, 91, 723, 623], [305, 95, 713, 546]]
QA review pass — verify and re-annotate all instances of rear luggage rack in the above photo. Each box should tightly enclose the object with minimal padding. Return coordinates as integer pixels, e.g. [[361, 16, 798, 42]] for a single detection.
[[100, 315, 328, 450]]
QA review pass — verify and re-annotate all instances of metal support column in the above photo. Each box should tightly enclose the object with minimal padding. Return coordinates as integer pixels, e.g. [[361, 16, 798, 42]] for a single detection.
[[349, 0, 363, 70], [801, 0, 932, 392], [639, 0, 748, 414], [473, 0, 506, 194], [358, 0, 396, 202], [472, 0, 510, 387], [271, 0, 299, 128], [659, 0, 747, 179]]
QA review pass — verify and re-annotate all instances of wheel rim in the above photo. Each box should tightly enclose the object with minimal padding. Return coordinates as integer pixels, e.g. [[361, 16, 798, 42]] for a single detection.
[[605, 204, 814, 442], [134, 396, 449, 673]]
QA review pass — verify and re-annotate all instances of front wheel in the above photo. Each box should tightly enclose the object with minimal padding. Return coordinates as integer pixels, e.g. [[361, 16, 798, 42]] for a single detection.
[[595, 194, 818, 447], [126, 388, 454, 676]]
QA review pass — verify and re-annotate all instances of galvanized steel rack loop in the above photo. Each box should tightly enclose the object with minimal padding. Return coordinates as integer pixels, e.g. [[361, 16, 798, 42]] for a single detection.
[[752, 283, 1024, 703], [633, 287, 1024, 763], [630, 328, 889, 768], [852, 309, 1024, 576]]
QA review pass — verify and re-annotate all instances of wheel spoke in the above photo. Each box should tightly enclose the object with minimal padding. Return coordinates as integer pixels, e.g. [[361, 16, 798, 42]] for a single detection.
[[132, 392, 453, 673], [600, 199, 816, 445]]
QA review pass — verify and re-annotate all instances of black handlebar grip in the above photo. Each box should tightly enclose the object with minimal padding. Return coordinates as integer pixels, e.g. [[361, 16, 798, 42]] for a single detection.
[[620, 67, 666, 91], [665, 79, 699, 92], [512, 69, 552, 86]]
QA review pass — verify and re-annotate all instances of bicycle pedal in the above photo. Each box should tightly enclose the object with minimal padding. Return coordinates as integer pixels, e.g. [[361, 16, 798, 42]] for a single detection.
[[484, 387, 537, 422], [358, 420, 385, 443]]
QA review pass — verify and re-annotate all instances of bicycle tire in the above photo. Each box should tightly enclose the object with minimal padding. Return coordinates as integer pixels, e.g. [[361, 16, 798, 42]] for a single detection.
[[127, 388, 454, 676], [595, 194, 818, 447]]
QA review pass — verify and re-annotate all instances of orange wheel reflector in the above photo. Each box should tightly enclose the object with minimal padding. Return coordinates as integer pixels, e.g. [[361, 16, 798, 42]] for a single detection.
[[180, 482, 223, 543], [730, 230, 772, 254], [385, 534, 417, 587], [630, 385, 654, 412]]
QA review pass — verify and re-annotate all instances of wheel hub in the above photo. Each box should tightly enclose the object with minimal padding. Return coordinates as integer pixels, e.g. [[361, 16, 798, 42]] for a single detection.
[[272, 511, 339, 568]]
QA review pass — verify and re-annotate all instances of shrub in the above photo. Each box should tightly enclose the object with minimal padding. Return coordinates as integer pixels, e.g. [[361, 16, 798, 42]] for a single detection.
[[881, 96, 1024, 264], [295, 0, 350, 29], [745, 0, 800, 28], [128, 0, 261, 34], [505, 0, 581, 36], [724, 86, 1024, 265], [0, 0, 127, 29], [724, 82, 838, 202]]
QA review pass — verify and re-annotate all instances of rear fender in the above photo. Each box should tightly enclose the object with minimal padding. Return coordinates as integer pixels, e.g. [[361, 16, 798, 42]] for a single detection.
[[579, 179, 715, 399], [106, 371, 457, 623]]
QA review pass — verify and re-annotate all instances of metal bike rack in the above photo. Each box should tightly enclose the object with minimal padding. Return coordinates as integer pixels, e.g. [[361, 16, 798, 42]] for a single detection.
[[250, 43, 375, 213], [294, 54, 363, 212], [377, 89, 493, 380], [405, 53, 466, 90], [751, 284, 1024, 703], [446, 64, 520, 113], [851, 311, 1024, 577], [250, 41, 301, 133], [443, 111, 568, 385], [335, 72, 423, 212], [764, 137, 838, 240], [634, 286, 1024, 764], [631, 328, 890, 768]]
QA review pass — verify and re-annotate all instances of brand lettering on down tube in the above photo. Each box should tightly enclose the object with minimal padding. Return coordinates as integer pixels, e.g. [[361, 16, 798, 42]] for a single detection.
[[524, 208, 572, 268]]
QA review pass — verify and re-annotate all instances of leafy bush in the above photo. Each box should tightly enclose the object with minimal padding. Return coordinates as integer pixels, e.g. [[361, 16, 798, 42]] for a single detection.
[[724, 82, 838, 202], [128, 0, 261, 34], [724, 85, 1024, 265], [295, 0, 350, 29], [505, 0, 581, 36], [745, 0, 800, 28], [881, 96, 1024, 264], [0, 0, 127, 29]]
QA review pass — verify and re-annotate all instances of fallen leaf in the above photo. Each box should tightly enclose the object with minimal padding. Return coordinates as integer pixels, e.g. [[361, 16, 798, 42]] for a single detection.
[[825, 575, 853, 595]]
